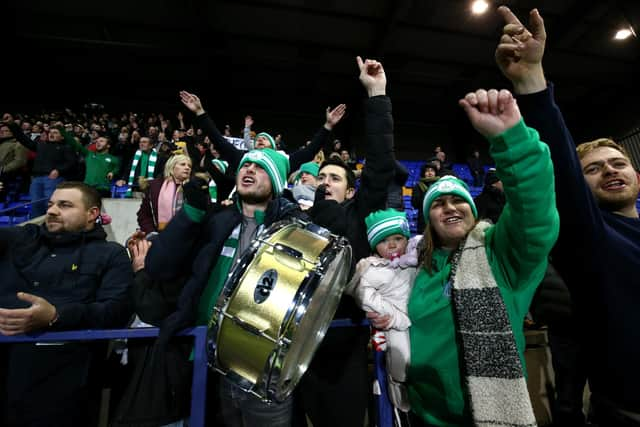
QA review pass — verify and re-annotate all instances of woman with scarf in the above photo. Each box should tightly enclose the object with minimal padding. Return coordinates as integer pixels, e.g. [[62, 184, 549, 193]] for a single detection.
[[137, 154, 192, 233], [369, 88, 559, 427]]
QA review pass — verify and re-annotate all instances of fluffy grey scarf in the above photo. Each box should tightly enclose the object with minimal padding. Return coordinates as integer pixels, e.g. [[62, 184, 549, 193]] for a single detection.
[[450, 221, 537, 427]]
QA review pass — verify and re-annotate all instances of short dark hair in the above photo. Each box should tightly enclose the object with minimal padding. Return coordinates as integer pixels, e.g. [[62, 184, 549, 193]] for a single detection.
[[319, 157, 356, 190], [56, 181, 102, 210]]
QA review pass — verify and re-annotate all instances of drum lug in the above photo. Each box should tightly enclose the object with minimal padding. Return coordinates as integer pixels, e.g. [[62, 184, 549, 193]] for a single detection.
[[279, 336, 291, 347]]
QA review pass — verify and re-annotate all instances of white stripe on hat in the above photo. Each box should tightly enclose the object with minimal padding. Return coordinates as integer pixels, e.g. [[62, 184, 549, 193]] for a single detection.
[[367, 218, 408, 242]]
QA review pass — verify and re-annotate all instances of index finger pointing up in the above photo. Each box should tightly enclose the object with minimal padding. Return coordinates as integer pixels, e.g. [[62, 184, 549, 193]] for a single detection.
[[497, 5, 523, 27]]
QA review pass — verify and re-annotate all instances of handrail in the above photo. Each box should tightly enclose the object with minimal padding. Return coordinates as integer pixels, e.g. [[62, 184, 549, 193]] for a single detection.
[[0, 197, 47, 215], [0, 326, 208, 427], [0, 320, 388, 427]]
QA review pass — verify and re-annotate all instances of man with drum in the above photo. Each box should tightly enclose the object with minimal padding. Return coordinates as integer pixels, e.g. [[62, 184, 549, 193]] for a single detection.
[[147, 147, 300, 425], [147, 56, 395, 426], [300, 56, 396, 427]]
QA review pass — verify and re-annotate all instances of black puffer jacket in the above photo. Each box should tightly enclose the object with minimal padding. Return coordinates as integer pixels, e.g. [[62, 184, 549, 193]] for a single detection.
[[0, 224, 133, 329], [308, 95, 396, 319]]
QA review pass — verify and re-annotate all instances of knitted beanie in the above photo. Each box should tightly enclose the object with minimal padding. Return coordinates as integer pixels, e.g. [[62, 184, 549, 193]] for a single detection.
[[297, 161, 319, 180], [255, 132, 276, 149], [238, 148, 289, 195], [423, 175, 478, 221], [365, 209, 411, 249], [211, 158, 228, 174]]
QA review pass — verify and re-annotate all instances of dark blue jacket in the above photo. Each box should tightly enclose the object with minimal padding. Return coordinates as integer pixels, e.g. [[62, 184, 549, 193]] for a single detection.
[[517, 84, 640, 411], [0, 224, 133, 329]]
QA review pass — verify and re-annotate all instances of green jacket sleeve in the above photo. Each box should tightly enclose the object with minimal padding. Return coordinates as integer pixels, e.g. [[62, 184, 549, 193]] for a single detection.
[[485, 119, 559, 291], [60, 127, 89, 156]]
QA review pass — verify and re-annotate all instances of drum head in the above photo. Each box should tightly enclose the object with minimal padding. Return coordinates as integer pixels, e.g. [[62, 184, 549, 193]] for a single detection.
[[273, 241, 352, 401]]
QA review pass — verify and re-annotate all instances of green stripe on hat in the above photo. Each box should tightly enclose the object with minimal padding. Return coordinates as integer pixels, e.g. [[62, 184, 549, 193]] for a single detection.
[[211, 158, 228, 174], [423, 175, 478, 222], [238, 148, 288, 195], [365, 209, 410, 249], [256, 132, 276, 149]]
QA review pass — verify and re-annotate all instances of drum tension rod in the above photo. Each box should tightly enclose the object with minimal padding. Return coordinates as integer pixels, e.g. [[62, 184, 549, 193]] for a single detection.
[[224, 312, 278, 344], [261, 240, 317, 264]]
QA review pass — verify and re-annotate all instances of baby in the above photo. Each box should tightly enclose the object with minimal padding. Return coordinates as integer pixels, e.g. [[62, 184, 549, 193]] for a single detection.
[[347, 208, 420, 412]]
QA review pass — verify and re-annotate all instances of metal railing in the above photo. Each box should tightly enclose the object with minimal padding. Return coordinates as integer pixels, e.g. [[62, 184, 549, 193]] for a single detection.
[[0, 197, 48, 225], [0, 326, 208, 427], [0, 320, 391, 427]]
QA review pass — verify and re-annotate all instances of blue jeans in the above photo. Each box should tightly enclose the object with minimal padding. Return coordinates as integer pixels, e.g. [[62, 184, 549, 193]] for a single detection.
[[29, 175, 64, 217], [219, 377, 293, 427]]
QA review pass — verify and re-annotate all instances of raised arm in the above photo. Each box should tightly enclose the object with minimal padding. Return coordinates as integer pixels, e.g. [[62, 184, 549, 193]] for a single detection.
[[61, 127, 89, 156], [288, 104, 346, 172], [179, 90, 244, 171], [243, 115, 254, 151], [7, 122, 37, 152], [56, 128, 80, 178], [460, 88, 559, 289], [495, 6, 604, 242], [355, 56, 395, 217]]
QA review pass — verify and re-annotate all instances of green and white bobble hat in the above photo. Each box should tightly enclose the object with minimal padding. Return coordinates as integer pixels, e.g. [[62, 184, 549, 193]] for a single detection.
[[256, 132, 276, 149], [422, 175, 478, 222], [211, 158, 228, 174], [365, 209, 411, 249], [238, 148, 289, 195]]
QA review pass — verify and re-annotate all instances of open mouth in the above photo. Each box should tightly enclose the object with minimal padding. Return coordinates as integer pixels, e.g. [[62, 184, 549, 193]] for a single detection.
[[241, 176, 255, 185], [443, 215, 463, 225], [603, 179, 626, 191]]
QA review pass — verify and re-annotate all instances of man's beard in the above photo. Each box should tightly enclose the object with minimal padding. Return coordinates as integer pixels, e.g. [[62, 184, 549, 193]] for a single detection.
[[597, 189, 638, 212], [239, 190, 272, 205]]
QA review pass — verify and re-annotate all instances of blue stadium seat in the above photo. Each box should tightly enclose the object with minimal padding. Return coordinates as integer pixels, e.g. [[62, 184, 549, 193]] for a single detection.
[[111, 185, 129, 199]]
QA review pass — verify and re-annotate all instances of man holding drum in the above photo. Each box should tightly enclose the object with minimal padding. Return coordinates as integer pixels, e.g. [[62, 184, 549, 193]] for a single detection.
[[147, 55, 396, 426], [146, 147, 300, 425]]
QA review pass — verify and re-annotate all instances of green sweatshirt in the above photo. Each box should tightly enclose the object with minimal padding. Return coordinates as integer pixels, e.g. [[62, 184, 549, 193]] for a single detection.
[[407, 119, 559, 426], [66, 135, 120, 191]]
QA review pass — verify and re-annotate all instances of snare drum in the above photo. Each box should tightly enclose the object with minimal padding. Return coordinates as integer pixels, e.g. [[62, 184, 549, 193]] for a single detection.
[[207, 218, 351, 402]]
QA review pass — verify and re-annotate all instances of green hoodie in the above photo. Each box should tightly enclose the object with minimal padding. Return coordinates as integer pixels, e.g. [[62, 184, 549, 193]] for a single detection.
[[66, 133, 120, 191], [407, 119, 559, 426]]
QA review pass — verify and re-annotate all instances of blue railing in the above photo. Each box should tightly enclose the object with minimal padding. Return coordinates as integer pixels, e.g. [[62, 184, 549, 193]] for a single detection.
[[0, 326, 209, 427], [0, 197, 48, 226], [0, 320, 392, 426]]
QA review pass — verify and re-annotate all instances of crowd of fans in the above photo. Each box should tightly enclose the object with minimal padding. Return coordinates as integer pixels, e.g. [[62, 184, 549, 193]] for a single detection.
[[1, 5, 639, 427]]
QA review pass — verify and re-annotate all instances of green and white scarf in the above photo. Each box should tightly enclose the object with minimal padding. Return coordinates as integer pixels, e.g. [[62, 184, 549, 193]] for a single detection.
[[196, 224, 241, 326], [450, 221, 537, 427], [208, 180, 218, 203], [126, 149, 158, 197]]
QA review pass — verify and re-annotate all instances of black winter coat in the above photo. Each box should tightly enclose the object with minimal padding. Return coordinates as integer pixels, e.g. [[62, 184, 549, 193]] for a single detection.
[[0, 224, 133, 328], [0, 224, 133, 426]]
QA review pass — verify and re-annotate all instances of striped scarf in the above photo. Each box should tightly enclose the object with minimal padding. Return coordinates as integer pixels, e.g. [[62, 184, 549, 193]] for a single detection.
[[208, 179, 218, 203], [450, 221, 537, 427], [196, 224, 241, 326], [126, 149, 158, 197]]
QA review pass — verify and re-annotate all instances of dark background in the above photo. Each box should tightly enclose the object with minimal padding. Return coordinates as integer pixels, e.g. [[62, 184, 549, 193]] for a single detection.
[[4, 0, 640, 163]]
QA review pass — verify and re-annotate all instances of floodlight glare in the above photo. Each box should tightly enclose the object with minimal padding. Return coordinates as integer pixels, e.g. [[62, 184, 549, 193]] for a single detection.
[[471, 0, 489, 15], [614, 28, 633, 40]]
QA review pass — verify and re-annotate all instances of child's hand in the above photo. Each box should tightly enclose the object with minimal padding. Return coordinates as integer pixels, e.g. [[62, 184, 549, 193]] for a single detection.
[[367, 311, 392, 330], [371, 329, 387, 352]]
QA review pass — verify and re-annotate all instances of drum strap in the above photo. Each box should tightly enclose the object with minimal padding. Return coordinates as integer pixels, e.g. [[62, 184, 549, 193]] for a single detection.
[[196, 224, 241, 326]]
